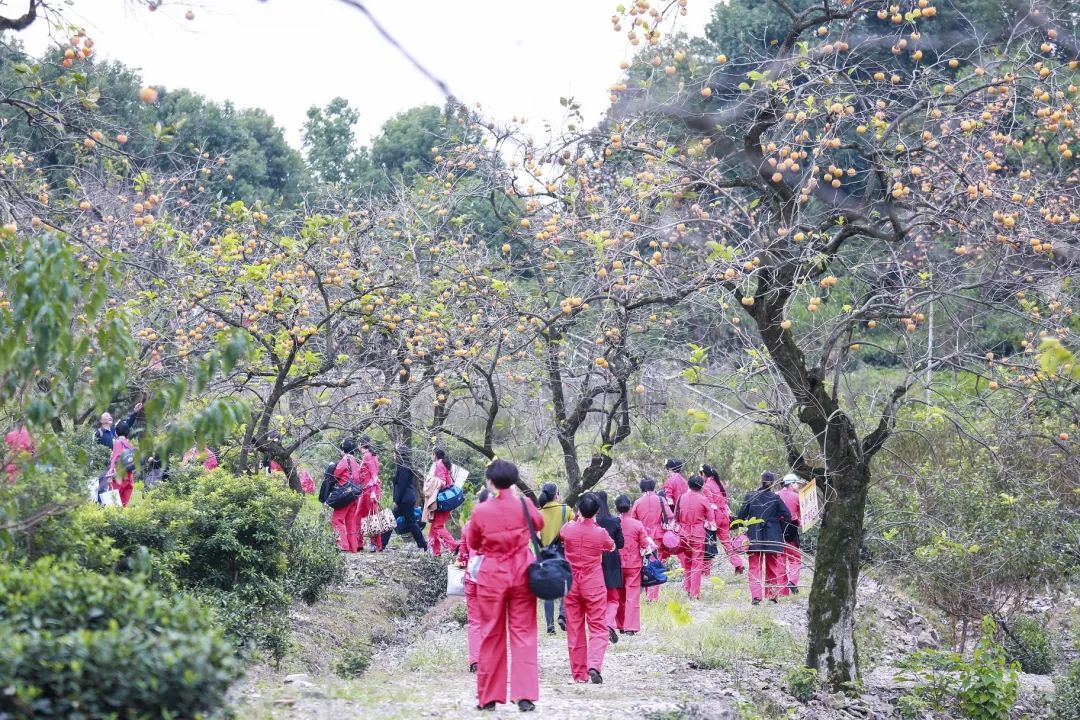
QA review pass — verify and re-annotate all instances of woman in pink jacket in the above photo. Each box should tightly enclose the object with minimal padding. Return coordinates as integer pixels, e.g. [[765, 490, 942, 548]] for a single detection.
[[630, 477, 665, 602], [463, 460, 543, 712], [457, 488, 490, 673], [561, 493, 616, 684], [702, 464, 745, 575], [662, 459, 689, 506], [331, 439, 363, 552], [614, 494, 649, 634], [427, 447, 459, 556], [358, 437, 383, 552], [108, 421, 136, 507], [675, 475, 716, 600]]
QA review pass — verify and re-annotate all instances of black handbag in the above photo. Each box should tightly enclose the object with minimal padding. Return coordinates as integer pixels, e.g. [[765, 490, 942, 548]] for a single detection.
[[325, 481, 362, 509], [521, 498, 572, 600], [704, 529, 719, 560]]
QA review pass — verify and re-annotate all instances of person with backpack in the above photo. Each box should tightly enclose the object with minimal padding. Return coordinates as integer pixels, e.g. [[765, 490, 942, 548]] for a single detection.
[[463, 460, 544, 712], [675, 475, 716, 600], [424, 447, 459, 556], [108, 420, 137, 506], [702, 464, 744, 575], [457, 487, 489, 673], [594, 491, 625, 644], [357, 437, 384, 552], [561, 492, 616, 685], [630, 477, 665, 602], [330, 439, 363, 552], [94, 403, 142, 449], [736, 471, 793, 604], [614, 494, 649, 635], [388, 445, 426, 551], [662, 459, 689, 507], [537, 482, 573, 634]]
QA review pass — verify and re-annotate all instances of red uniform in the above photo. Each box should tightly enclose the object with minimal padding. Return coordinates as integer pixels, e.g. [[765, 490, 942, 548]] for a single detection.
[[109, 436, 135, 507], [358, 449, 383, 551], [663, 472, 689, 507], [331, 454, 362, 552], [675, 490, 715, 599], [457, 522, 482, 666], [561, 517, 616, 682], [631, 492, 665, 601], [463, 490, 543, 708], [615, 515, 649, 632], [778, 485, 802, 595], [703, 477, 744, 574], [429, 462, 458, 556]]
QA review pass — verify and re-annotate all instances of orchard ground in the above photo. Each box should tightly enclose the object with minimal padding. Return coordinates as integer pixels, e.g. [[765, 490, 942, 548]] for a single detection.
[[230, 549, 1060, 720]]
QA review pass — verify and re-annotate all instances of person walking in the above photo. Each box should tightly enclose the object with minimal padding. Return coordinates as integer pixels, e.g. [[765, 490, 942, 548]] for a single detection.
[[463, 460, 543, 712], [701, 464, 744, 575], [330, 439, 363, 553], [560, 493, 616, 685], [425, 447, 459, 556], [385, 445, 427, 551], [457, 488, 490, 673], [358, 437, 383, 552], [630, 477, 665, 602], [777, 473, 803, 596], [662, 459, 689, 507], [675, 475, 716, 600], [595, 491, 625, 644], [537, 482, 574, 634], [736, 471, 792, 605], [614, 494, 649, 635], [108, 420, 137, 507]]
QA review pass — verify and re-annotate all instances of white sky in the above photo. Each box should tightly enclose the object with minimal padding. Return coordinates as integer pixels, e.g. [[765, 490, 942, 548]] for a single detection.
[[19, 0, 714, 148]]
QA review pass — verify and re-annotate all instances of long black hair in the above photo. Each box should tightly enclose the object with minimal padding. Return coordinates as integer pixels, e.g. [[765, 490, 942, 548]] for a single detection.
[[537, 482, 559, 506], [434, 447, 452, 473], [701, 464, 727, 496], [595, 490, 613, 521]]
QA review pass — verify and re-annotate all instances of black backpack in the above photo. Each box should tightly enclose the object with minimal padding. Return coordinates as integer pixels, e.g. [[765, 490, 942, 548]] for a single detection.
[[318, 463, 337, 504], [521, 498, 572, 600]]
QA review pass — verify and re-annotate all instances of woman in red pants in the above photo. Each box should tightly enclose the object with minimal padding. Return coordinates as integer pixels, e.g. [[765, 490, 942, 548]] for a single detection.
[[561, 493, 616, 684], [330, 439, 362, 552], [701, 464, 745, 575], [463, 460, 543, 712], [426, 448, 459, 556], [675, 475, 716, 600], [615, 494, 649, 634], [457, 488, 490, 673]]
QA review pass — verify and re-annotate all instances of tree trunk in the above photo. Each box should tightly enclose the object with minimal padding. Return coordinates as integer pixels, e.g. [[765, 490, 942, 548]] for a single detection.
[[805, 462, 870, 690]]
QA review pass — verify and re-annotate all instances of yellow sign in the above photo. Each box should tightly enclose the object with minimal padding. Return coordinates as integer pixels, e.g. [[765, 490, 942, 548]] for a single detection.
[[799, 479, 820, 531]]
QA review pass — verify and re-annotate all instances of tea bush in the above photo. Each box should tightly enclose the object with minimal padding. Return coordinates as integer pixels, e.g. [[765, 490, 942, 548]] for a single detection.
[[1002, 614, 1057, 675], [0, 558, 239, 719]]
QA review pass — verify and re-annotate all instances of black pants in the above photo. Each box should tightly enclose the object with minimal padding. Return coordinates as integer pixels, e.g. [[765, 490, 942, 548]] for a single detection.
[[382, 503, 427, 550]]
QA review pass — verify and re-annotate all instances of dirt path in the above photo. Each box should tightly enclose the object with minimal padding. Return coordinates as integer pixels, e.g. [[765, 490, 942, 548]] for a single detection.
[[234, 555, 809, 720]]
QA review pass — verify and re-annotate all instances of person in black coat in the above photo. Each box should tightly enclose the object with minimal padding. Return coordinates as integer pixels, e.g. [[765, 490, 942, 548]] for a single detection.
[[594, 491, 625, 643], [94, 403, 143, 449], [380, 445, 427, 551], [735, 471, 792, 605]]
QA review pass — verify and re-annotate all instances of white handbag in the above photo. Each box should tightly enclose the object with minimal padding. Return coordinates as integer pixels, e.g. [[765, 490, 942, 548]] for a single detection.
[[446, 565, 466, 597], [451, 464, 469, 489], [99, 489, 122, 507]]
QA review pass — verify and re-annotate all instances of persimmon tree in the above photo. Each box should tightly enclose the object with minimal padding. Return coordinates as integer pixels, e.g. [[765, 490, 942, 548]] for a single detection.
[[603, 0, 1080, 689]]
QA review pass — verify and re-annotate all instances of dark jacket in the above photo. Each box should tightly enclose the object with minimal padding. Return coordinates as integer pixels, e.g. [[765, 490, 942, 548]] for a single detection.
[[597, 514, 625, 589], [736, 488, 792, 554], [93, 410, 139, 449], [392, 464, 418, 513]]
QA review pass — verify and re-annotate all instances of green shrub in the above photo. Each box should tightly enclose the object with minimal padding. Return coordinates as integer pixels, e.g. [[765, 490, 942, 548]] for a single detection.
[[1052, 660, 1080, 720], [1002, 615, 1056, 675], [333, 639, 373, 678], [285, 503, 345, 604], [450, 601, 468, 627], [958, 618, 1019, 720], [0, 558, 239, 720], [785, 666, 819, 702]]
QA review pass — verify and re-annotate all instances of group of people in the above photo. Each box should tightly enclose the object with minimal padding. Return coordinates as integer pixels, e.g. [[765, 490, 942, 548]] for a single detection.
[[443, 458, 809, 712]]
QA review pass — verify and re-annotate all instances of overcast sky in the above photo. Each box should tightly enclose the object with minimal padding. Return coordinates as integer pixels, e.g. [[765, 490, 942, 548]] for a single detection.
[[20, 0, 713, 149]]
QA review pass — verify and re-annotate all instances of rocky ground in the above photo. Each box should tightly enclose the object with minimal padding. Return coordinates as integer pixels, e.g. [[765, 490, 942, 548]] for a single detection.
[[230, 547, 1062, 720]]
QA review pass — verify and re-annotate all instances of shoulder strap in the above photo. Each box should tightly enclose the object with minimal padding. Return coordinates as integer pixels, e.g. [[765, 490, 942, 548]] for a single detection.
[[561, 505, 567, 524], [520, 497, 542, 555], [659, 495, 670, 524]]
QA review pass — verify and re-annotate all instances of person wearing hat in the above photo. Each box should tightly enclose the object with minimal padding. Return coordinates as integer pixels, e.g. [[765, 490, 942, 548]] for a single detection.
[[331, 438, 363, 552], [735, 471, 792, 604], [107, 420, 137, 506], [630, 477, 665, 602], [674, 475, 716, 600], [662, 459, 689, 507], [777, 473, 803, 596]]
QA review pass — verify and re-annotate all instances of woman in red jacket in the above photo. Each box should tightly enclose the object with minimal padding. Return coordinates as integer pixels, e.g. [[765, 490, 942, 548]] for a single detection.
[[615, 494, 650, 635], [427, 448, 459, 556], [457, 488, 490, 673], [702, 464, 745, 575], [630, 477, 665, 602], [561, 493, 616, 684], [675, 475, 716, 600], [331, 439, 362, 552], [463, 460, 543, 712], [108, 421, 137, 507]]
